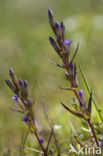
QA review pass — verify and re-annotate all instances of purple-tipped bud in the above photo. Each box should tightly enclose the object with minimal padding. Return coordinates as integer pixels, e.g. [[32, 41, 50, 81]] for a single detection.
[[12, 95, 20, 104], [49, 37, 61, 55], [61, 21, 64, 29], [64, 40, 72, 53], [69, 62, 74, 77], [49, 36, 55, 45], [9, 68, 14, 77], [79, 90, 84, 98], [48, 8, 53, 18], [49, 149, 53, 154], [55, 22, 62, 39], [27, 98, 32, 106], [79, 90, 85, 107], [61, 21, 65, 40], [9, 69, 19, 90], [24, 80, 28, 88], [19, 79, 23, 87], [39, 137, 44, 144], [65, 40, 72, 46], [5, 79, 16, 92], [55, 22, 59, 29], [69, 62, 74, 70], [22, 115, 28, 122], [48, 8, 55, 29]]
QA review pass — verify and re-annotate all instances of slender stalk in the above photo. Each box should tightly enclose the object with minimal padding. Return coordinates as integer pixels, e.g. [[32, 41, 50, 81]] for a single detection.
[[34, 131, 48, 156], [46, 129, 53, 152], [87, 119, 99, 147]]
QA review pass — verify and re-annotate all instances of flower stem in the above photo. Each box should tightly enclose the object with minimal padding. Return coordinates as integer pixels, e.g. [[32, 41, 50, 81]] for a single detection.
[[34, 131, 48, 156], [87, 119, 99, 147]]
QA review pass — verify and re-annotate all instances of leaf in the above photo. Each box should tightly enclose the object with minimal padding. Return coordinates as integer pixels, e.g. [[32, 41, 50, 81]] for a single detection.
[[87, 92, 92, 117], [78, 63, 103, 123], [22, 127, 29, 148], [44, 55, 64, 68], [70, 42, 79, 63], [61, 102, 89, 120]]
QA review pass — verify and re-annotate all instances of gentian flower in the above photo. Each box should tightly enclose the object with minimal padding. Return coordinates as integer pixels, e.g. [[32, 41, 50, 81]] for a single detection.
[[22, 115, 28, 122], [64, 40, 72, 53], [12, 95, 20, 104], [39, 137, 44, 144]]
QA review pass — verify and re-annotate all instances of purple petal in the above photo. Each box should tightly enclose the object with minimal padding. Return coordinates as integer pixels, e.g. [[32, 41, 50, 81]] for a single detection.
[[64, 40, 72, 46], [39, 137, 44, 144], [79, 90, 84, 97], [22, 115, 28, 122], [12, 95, 20, 104]]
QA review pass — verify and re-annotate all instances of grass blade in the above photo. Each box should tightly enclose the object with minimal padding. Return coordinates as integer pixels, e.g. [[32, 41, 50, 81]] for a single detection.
[[78, 63, 103, 123]]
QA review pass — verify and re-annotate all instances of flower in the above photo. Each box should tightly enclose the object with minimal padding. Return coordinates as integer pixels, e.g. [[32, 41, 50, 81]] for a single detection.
[[12, 95, 20, 104], [79, 90, 84, 98], [39, 137, 44, 144], [22, 115, 28, 122], [64, 40, 72, 53]]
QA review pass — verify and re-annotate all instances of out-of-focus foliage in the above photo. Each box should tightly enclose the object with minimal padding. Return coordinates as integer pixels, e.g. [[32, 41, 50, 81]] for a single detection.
[[1, 0, 103, 155]]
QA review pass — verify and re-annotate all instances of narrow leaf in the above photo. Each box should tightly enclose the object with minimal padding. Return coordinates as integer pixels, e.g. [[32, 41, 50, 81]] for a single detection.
[[78, 63, 103, 123], [70, 42, 79, 63], [87, 92, 92, 117], [61, 102, 89, 120]]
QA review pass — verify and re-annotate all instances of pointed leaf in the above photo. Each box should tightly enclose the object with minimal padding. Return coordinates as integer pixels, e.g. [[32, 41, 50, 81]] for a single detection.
[[61, 102, 89, 120], [78, 63, 103, 123], [87, 92, 92, 117]]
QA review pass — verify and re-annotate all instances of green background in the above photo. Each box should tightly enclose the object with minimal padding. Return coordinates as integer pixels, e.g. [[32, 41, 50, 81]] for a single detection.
[[1, 0, 103, 155]]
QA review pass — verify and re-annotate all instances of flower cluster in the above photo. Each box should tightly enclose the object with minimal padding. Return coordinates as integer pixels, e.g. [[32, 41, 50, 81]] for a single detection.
[[5, 69, 35, 126], [48, 8, 100, 147], [48, 8, 78, 88], [5, 8, 103, 155]]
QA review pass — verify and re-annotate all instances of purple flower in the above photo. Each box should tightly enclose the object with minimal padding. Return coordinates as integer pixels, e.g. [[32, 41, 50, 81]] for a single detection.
[[27, 98, 32, 107], [22, 115, 28, 122], [69, 62, 74, 76], [64, 40, 72, 53], [39, 137, 44, 144], [79, 90, 85, 106], [24, 80, 28, 88], [64, 40, 72, 46], [79, 90, 84, 98], [12, 95, 20, 104], [69, 62, 74, 70], [19, 78, 23, 87]]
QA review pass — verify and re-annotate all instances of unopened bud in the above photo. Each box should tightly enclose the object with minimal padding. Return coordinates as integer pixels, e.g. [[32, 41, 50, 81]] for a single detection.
[[5, 79, 16, 93], [48, 8, 55, 29], [9, 69, 19, 90]]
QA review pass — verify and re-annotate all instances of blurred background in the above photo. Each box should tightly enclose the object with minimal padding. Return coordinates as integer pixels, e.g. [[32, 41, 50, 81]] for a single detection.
[[1, 0, 103, 155]]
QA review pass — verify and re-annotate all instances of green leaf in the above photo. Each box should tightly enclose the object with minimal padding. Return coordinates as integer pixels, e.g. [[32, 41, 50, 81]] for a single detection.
[[78, 63, 103, 123], [61, 102, 89, 120]]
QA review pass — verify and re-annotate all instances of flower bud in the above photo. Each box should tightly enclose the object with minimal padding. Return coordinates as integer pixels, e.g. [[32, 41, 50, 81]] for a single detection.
[[55, 22, 62, 40], [19, 78, 23, 87], [79, 90, 86, 113], [9, 69, 19, 90], [49, 37, 61, 56], [23, 80, 28, 98], [39, 137, 44, 144], [22, 115, 28, 122], [48, 8, 55, 29], [5, 79, 16, 93], [12, 95, 20, 104], [64, 40, 72, 54], [61, 21, 65, 41]]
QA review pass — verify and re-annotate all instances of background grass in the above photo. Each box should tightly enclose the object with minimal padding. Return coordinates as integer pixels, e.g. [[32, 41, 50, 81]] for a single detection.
[[1, 0, 103, 155]]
